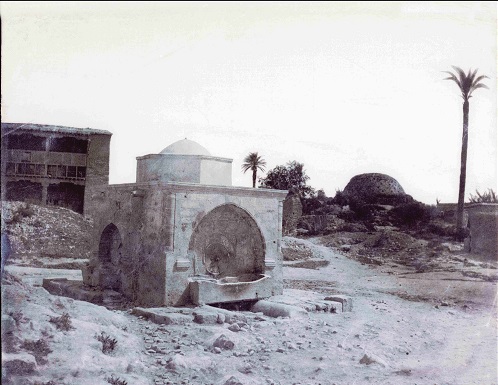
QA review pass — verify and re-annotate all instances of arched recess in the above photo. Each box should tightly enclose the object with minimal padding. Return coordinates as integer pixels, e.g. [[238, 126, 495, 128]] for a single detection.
[[98, 223, 123, 290], [189, 204, 266, 278]]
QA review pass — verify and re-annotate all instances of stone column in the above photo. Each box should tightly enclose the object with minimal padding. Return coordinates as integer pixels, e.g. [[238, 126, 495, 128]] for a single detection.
[[41, 180, 49, 205]]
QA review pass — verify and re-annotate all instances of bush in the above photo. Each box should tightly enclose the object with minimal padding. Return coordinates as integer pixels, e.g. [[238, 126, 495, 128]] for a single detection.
[[96, 332, 118, 354], [330, 189, 349, 206], [301, 196, 323, 215], [390, 202, 432, 226], [49, 312, 74, 331], [7, 203, 35, 225], [427, 221, 456, 237], [468, 188, 498, 203], [106, 375, 128, 385], [21, 338, 52, 364]]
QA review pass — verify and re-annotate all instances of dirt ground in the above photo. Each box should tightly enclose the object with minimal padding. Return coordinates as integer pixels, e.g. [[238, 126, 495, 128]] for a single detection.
[[2, 235, 497, 385]]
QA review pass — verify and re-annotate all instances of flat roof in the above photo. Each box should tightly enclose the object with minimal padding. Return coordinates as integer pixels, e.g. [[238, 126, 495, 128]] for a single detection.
[[1, 122, 112, 137]]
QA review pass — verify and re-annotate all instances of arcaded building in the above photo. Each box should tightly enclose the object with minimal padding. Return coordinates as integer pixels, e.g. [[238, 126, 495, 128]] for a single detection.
[[83, 139, 288, 307], [1, 123, 111, 215]]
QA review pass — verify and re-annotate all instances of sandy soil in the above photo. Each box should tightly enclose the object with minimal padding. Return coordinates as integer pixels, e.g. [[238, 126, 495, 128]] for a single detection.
[[2, 236, 497, 385]]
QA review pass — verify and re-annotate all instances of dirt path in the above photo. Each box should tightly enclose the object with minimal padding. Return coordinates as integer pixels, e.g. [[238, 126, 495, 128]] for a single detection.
[[118, 237, 497, 385], [282, 237, 498, 385], [4, 237, 497, 385]]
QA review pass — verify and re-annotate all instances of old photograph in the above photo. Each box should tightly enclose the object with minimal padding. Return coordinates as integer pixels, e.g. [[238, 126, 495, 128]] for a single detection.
[[1, 2, 497, 384]]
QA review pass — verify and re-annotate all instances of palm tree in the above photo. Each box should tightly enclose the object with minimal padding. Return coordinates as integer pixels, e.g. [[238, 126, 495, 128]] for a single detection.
[[444, 66, 488, 240], [242, 152, 266, 188]]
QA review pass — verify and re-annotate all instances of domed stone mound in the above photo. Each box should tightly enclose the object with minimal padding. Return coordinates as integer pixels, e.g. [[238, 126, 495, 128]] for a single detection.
[[343, 173, 408, 205]]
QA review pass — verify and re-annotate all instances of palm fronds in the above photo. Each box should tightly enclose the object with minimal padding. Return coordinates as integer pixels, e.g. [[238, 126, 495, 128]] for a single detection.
[[444, 66, 489, 100]]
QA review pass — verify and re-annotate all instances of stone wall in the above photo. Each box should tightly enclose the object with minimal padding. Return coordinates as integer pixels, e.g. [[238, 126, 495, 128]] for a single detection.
[[83, 133, 111, 217], [136, 154, 232, 186], [84, 182, 287, 306], [282, 192, 302, 235], [467, 204, 498, 260]]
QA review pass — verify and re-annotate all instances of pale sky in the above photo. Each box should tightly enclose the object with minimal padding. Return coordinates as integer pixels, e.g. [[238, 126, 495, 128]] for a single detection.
[[2, 1, 497, 204]]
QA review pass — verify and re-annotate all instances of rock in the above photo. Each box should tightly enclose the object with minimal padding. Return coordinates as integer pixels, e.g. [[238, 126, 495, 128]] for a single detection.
[[213, 347, 222, 354], [193, 310, 219, 324], [131, 307, 191, 325], [1, 315, 16, 334], [228, 323, 241, 332], [359, 354, 376, 365], [324, 295, 353, 312], [166, 354, 188, 371], [359, 353, 387, 367], [213, 334, 235, 350], [2, 353, 37, 375], [217, 313, 226, 324], [251, 300, 308, 318], [224, 376, 244, 385], [200, 305, 247, 324], [339, 244, 351, 252], [154, 313, 191, 325]]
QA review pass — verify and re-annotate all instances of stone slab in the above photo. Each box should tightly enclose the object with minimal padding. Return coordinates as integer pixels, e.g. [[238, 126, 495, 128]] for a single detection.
[[131, 307, 192, 325], [251, 300, 308, 318], [324, 295, 353, 312]]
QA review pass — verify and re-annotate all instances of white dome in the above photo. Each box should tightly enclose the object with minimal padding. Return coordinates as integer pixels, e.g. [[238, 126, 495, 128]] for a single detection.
[[160, 139, 211, 156]]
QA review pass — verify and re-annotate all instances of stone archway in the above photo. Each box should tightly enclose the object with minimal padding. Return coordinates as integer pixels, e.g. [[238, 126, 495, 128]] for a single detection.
[[98, 223, 122, 290], [189, 204, 266, 278]]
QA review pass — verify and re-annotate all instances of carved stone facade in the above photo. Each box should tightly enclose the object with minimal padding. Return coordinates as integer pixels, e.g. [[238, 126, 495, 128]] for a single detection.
[[83, 139, 287, 306]]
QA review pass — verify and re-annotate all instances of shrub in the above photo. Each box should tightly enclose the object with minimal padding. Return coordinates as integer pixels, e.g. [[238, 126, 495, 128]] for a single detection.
[[7, 203, 35, 225], [468, 188, 498, 203], [301, 196, 323, 215], [330, 189, 349, 206], [390, 202, 432, 226], [21, 338, 52, 364], [49, 312, 74, 331], [105, 375, 128, 385], [427, 222, 456, 237], [96, 332, 118, 354]]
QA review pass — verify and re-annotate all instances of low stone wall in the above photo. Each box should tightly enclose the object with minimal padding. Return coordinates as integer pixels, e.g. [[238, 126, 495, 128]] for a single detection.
[[467, 204, 498, 260]]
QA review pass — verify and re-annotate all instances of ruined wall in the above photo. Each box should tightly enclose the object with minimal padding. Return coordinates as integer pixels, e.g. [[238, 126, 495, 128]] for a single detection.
[[467, 204, 498, 260], [84, 184, 174, 306], [282, 192, 302, 235], [84, 134, 111, 217]]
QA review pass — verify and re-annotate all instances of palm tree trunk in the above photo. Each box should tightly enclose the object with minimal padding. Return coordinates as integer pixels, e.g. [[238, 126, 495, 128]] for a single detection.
[[456, 99, 469, 240], [252, 169, 257, 188]]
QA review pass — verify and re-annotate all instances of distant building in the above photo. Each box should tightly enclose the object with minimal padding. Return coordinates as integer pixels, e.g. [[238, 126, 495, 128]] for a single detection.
[[1, 123, 111, 215]]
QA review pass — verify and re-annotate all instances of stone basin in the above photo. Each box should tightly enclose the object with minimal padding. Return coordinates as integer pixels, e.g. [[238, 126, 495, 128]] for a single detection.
[[189, 273, 273, 305]]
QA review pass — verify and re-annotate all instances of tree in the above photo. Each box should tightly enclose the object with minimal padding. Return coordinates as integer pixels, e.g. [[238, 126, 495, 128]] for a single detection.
[[444, 66, 488, 240], [259, 160, 314, 198], [241, 152, 266, 188]]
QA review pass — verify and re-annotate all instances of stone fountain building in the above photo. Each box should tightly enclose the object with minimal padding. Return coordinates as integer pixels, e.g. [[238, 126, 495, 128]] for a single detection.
[[83, 139, 287, 307]]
